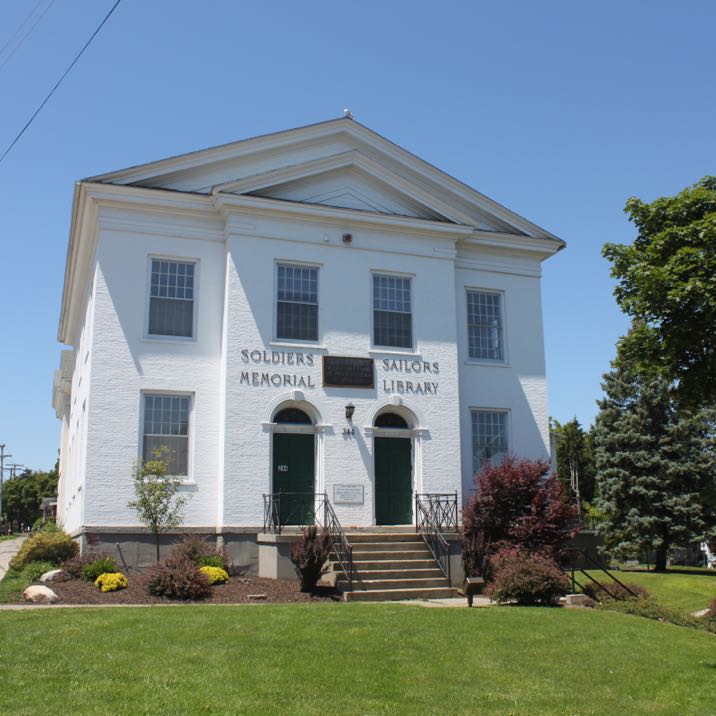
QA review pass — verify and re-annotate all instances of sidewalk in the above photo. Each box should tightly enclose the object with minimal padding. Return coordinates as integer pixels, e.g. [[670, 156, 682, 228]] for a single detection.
[[0, 536, 26, 581]]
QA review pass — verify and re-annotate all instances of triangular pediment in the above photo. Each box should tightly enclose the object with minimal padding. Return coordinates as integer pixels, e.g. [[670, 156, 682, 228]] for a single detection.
[[85, 117, 563, 241]]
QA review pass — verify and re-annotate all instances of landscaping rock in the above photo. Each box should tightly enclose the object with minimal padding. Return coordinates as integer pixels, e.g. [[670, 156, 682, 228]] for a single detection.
[[248, 593, 267, 600], [40, 569, 63, 582], [23, 585, 59, 604], [691, 608, 711, 618], [564, 593, 594, 608]]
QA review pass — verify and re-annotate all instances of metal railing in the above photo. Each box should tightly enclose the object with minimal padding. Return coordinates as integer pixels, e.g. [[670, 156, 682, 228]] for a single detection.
[[262, 491, 353, 591], [561, 547, 639, 599], [415, 493, 452, 582], [320, 494, 353, 591], [415, 493, 459, 531]]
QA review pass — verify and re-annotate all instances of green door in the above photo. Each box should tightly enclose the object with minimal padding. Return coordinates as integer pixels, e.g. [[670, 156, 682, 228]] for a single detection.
[[374, 437, 412, 525], [273, 433, 315, 526]]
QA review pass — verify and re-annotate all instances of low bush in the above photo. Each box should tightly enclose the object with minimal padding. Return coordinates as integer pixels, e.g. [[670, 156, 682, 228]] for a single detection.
[[707, 597, 716, 619], [82, 556, 118, 583], [581, 581, 650, 603], [95, 572, 128, 593], [486, 547, 570, 606], [32, 518, 60, 532], [9, 530, 78, 571], [63, 551, 105, 579], [199, 566, 229, 585], [290, 526, 332, 592], [20, 560, 57, 584], [170, 535, 230, 572], [598, 597, 716, 634], [146, 557, 212, 600]]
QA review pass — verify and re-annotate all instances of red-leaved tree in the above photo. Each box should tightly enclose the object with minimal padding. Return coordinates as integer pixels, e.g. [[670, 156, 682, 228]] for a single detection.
[[462, 457, 578, 579]]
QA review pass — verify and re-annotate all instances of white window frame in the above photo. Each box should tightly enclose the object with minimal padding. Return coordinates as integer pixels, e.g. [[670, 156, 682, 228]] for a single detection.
[[470, 408, 510, 475], [273, 261, 321, 345], [143, 256, 200, 342], [465, 288, 506, 364], [139, 391, 195, 483], [371, 271, 414, 352]]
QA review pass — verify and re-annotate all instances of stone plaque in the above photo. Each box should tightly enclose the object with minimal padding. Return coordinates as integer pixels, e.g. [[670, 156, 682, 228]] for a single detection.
[[333, 484, 365, 505], [322, 356, 374, 389]]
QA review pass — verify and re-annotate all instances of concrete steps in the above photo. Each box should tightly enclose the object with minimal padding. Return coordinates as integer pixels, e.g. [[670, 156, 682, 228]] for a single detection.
[[335, 531, 457, 602]]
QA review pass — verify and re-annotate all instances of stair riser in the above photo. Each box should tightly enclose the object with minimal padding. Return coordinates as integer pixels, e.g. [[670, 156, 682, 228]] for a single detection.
[[344, 588, 457, 602], [338, 578, 449, 590], [345, 533, 419, 543], [349, 542, 426, 552], [347, 550, 432, 561], [345, 559, 438, 570], [350, 569, 444, 580]]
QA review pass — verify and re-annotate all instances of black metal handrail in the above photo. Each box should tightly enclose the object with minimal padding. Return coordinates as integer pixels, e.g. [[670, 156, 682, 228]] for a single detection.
[[320, 494, 353, 591], [415, 494, 451, 582], [415, 493, 459, 531], [561, 547, 639, 599], [262, 492, 353, 590], [262, 492, 316, 534]]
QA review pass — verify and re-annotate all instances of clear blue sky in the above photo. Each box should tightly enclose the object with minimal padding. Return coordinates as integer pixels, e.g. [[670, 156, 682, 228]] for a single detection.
[[0, 1, 714, 471]]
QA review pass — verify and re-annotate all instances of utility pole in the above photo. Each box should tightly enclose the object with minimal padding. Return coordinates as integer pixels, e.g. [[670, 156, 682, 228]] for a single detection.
[[0, 444, 12, 528], [7, 463, 24, 479]]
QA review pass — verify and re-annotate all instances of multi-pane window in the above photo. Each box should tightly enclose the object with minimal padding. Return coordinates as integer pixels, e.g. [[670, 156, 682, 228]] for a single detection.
[[276, 264, 318, 341], [467, 290, 503, 361], [143, 394, 190, 476], [148, 259, 195, 337], [373, 274, 412, 348], [471, 410, 508, 474]]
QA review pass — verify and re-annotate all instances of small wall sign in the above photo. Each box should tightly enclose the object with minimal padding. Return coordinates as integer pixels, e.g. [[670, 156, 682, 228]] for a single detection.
[[333, 484, 365, 505]]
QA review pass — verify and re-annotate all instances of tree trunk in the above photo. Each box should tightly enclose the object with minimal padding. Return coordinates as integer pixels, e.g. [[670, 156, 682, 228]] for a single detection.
[[654, 546, 667, 572], [155, 533, 161, 563]]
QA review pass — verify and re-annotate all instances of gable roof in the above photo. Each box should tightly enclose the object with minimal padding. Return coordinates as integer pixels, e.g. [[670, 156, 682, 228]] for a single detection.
[[85, 116, 564, 242]]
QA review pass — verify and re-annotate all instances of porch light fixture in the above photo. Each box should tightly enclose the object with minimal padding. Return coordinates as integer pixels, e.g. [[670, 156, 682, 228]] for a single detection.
[[345, 403, 355, 421]]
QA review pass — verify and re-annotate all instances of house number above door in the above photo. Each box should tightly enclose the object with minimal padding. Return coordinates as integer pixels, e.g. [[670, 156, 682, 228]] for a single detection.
[[277, 464, 288, 472]]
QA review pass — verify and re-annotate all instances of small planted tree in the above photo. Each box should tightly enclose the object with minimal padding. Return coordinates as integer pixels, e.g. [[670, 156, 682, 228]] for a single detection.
[[462, 457, 578, 580], [290, 525, 332, 592], [128, 448, 189, 562]]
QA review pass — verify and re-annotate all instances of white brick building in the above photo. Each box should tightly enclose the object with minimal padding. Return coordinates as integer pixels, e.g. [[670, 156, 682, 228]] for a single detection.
[[52, 117, 563, 573]]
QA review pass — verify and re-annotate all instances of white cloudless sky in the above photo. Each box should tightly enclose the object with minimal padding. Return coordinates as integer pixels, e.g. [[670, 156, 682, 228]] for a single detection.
[[0, 0, 714, 470]]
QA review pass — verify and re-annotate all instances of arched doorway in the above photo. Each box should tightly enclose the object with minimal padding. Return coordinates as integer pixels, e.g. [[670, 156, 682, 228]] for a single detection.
[[272, 406, 315, 525], [373, 411, 413, 525]]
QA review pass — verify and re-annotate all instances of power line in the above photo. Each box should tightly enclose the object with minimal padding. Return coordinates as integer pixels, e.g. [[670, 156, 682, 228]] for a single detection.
[[0, 0, 58, 75], [0, 0, 46, 59], [0, 0, 123, 166]]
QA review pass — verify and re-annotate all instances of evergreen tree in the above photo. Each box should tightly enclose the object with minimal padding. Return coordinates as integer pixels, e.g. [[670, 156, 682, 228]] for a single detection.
[[593, 364, 715, 570]]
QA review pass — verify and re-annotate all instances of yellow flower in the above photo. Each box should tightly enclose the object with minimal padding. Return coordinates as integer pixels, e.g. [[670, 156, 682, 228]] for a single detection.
[[94, 572, 128, 592], [199, 566, 229, 585]]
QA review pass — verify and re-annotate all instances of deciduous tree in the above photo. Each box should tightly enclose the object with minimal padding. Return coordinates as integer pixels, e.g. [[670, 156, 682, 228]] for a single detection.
[[603, 176, 716, 407]]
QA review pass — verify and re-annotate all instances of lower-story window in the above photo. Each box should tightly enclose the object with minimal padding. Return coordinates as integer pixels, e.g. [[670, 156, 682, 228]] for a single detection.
[[471, 409, 508, 475], [142, 394, 190, 476]]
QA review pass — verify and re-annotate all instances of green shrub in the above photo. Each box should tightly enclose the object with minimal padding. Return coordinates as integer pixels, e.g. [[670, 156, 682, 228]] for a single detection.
[[9, 530, 78, 571], [82, 556, 118, 582], [146, 557, 212, 600], [20, 561, 58, 584], [95, 572, 128, 592], [598, 597, 716, 634], [63, 551, 105, 579], [32, 518, 59, 532], [486, 547, 570, 606], [197, 554, 225, 569], [290, 526, 332, 592], [199, 566, 229, 585], [170, 535, 230, 572]]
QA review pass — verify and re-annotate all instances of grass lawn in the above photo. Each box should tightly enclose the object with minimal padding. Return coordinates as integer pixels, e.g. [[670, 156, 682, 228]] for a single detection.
[[584, 570, 716, 612], [0, 569, 26, 603], [0, 533, 23, 542], [1, 605, 714, 716]]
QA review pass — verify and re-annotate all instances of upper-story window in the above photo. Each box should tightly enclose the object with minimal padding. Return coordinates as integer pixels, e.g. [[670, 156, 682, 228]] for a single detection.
[[143, 394, 190, 476], [373, 274, 412, 349], [471, 409, 508, 475], [148, 259, 195, 338], [276, 263, 318, 342], [467, 290, 503, 361]]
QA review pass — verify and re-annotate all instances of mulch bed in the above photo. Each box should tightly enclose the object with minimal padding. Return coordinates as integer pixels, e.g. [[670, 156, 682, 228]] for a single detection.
[[25, 573, 341, 605]]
